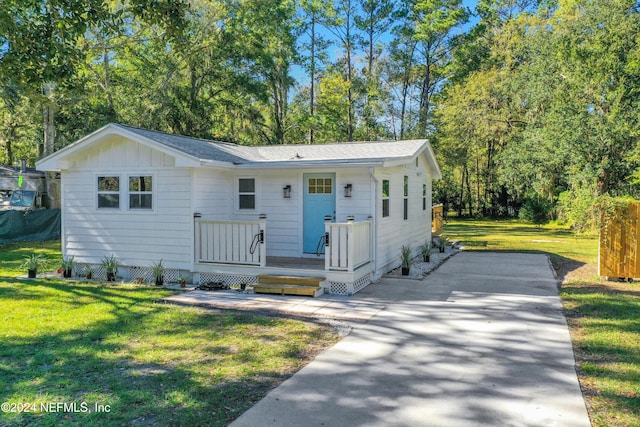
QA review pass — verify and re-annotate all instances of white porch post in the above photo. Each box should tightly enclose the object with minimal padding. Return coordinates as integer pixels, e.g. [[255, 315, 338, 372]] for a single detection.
[[346, 216, 355, 272], [324, 215, 332, 271], [258, 214, 267, 267]]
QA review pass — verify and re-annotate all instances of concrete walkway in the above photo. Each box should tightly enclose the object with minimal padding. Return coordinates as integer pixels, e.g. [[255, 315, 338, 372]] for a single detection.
[[230, 252, 591, 427], [164, 288, 386, 321]]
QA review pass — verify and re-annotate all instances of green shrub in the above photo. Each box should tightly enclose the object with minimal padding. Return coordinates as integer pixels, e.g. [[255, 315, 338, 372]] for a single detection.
[[518, 197, 551, 228], [557, 184, 598, 233]]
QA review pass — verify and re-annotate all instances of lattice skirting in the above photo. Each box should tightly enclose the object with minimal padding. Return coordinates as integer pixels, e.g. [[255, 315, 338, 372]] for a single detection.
[[75, 263, 189, 284], [127, 266, 183, 284], [353, 273, 372, 293], [197, 272, 258, 289], [329, 273, 371, 296]]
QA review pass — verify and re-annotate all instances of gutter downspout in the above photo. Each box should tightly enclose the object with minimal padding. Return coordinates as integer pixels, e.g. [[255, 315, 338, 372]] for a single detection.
[[369, 167, 381, 281]]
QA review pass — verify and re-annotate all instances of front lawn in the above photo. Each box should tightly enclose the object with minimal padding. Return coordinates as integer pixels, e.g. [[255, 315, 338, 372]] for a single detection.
[[0, 241, 340, 426], [444, 218, 640, 427]]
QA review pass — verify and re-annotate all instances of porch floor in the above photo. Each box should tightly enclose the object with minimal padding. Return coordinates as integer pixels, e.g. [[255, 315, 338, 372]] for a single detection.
[[265, 256, 325, 270]]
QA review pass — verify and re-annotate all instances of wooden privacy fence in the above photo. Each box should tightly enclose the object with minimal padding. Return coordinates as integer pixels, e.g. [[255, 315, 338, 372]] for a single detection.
[[599, 202, 640, 279], [432, 204, 444, 236]]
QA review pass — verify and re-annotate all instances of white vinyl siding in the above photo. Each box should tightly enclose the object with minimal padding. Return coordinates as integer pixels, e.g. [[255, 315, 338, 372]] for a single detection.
[[375, 160, 433, 275], [61, 138, 191, 269]]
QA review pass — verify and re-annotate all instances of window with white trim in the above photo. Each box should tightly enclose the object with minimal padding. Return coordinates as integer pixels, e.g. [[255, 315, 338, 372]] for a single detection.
[[403, 175, 409, 220], [97, 176, 120, 209], [129, 176, 153, 209], [239, 178, 256, 210], [423, 184, 427, 211], [382, 179, 390, 218]]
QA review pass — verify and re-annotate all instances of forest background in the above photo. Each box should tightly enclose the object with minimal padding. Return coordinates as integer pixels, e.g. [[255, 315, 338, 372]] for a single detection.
[[1, 0, 639, 230]]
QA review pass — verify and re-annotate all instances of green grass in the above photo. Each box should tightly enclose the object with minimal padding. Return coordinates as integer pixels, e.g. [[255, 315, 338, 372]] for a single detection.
[[0, 239, 62, 276], [444, 218, 640, 427], [443, 218, 598, 265], [0, 241, 340, 426]]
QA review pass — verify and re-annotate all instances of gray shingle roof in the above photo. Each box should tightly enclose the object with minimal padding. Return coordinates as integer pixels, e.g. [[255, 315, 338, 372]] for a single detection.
[[116, 124, 427, 165]]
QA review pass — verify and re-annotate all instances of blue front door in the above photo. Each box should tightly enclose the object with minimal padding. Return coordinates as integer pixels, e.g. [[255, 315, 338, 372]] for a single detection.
[[303, 173, 336, 254]]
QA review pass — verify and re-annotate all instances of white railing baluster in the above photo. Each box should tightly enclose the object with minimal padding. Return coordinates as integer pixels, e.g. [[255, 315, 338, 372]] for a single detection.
[[195, 219, 266, 266]]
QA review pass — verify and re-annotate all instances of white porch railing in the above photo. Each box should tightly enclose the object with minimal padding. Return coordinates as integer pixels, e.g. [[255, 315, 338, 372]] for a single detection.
[[195, 219, 266, 266], [325, 220, 373, 271]]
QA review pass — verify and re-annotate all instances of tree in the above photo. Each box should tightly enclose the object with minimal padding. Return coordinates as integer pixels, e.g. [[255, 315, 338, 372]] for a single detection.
[[412, 0, 468, 137], [325, 0, 359, 141], [355, 0, 396, 139], [299, 0, 334, 144]]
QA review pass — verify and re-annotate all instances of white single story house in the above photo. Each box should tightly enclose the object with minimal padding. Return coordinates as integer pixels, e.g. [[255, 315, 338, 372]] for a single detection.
[[36, 123, 441, 295]]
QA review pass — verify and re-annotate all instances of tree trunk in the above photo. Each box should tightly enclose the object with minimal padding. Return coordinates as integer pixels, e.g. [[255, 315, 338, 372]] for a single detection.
[[309, 14, 316, 144], [345, 0, 354, 142], [465, 164, 473, 217], [399, 41, 416, 140], [43, 82, 59, 208], [458, 167, 465, 217], [103, 48, 116, 122]]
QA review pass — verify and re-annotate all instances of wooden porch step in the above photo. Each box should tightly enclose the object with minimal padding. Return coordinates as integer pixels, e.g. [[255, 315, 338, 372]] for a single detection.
[[256, 275, 325, 287], [252, 283, 324, 297]]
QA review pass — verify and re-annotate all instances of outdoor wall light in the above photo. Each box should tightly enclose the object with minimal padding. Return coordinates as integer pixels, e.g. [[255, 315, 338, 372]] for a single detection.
[[344, 184, 352, 198], [283, 185, 291, 198]]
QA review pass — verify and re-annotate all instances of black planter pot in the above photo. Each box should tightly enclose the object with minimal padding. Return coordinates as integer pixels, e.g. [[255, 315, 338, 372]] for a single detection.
[[28, 269, 37, 279], [401, 267, 410, 276], [439, 247, 445, 253], [155, 277, 164, 286], [423, 255, 430, 263], [106, 272, 116, 282], [240, 283, 247, 291], [63, 269, 72, 278]]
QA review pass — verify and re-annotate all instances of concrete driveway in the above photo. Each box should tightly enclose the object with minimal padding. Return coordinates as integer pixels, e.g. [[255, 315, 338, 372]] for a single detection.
[[230, 252, 591, 427]]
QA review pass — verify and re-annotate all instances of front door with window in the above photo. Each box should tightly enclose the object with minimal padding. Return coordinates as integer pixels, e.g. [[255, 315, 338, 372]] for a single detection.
[[303, 173, 336, 254]]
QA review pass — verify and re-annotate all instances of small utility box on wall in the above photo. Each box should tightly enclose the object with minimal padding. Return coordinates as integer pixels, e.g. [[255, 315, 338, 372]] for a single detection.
[[599, 202, 640, 280]]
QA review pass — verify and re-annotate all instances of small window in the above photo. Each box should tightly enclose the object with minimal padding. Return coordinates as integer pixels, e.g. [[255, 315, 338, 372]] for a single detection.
[[239, 178, 256, 210], [308, 178, 333, 194], [382, 179, 390, 218], [98, 176, 120, 209], [404, 176, 409, 220], [129, 176, 153, 209], [423, 184, 427, 211]]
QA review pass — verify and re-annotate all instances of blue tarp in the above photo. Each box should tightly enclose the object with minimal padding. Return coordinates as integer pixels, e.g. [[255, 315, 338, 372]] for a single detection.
[[0, 209, 61, 243]]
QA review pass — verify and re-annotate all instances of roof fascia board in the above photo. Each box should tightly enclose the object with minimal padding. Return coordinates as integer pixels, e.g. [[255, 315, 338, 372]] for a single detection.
[[233, 160, 385, 169], [424, 142, 442, 179]]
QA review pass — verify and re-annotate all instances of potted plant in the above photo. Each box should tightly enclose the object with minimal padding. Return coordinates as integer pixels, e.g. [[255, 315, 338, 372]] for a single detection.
[[239, 282, 247, 291], [85, 267, 94, 280], [151, 259, 164, 286], [22, 254, 47, 278], [178, 276, 187, 288], [400, 245, 412, 276], [437, 236, 447, 253], [61, 256, 75, 278], [101, 255, 118, 282], [420, 242, 432, 263]]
